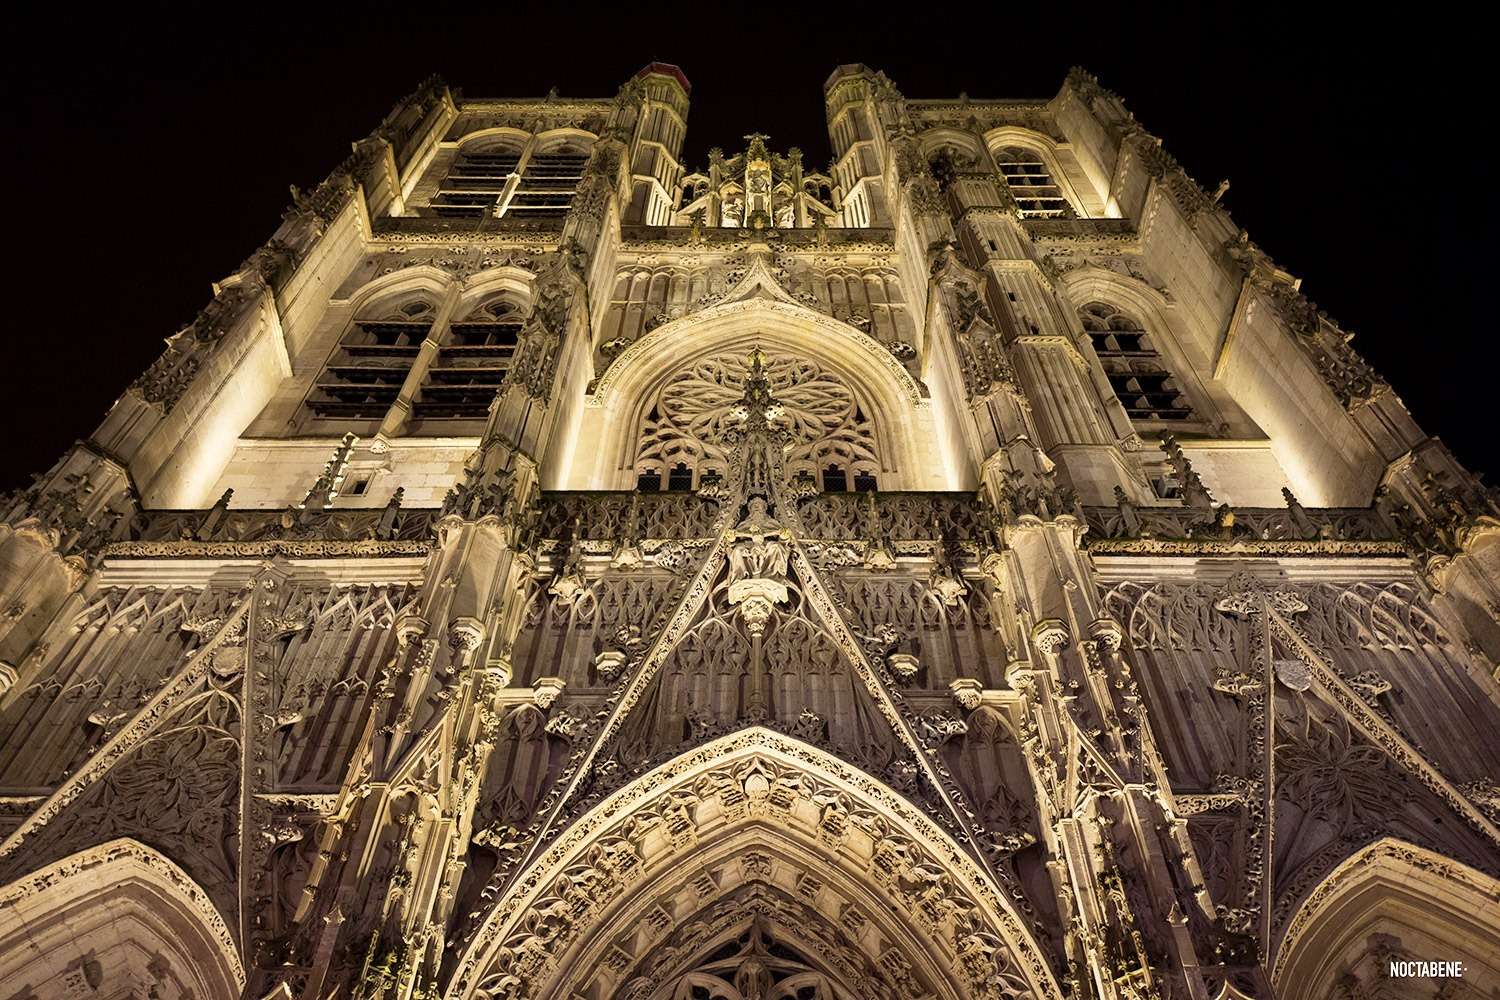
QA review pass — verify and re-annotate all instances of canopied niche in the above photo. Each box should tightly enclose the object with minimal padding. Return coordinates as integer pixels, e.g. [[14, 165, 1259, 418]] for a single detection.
[[1272, 839, 1500, 999], [0, 838, 243, 1000], [565, 299, 965, 491], [452, 728, 1060, 1000]]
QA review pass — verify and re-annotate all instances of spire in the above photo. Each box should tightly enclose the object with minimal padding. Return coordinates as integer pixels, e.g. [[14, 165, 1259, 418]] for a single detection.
[[743, 132, 771, 162]]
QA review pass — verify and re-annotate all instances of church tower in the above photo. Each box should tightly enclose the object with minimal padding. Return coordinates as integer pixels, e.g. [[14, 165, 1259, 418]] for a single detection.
[[1, 64, 1498, 1000]]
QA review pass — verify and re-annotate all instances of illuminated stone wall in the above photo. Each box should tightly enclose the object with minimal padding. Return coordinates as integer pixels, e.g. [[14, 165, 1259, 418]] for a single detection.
[[0, 64, 1497, 1000]]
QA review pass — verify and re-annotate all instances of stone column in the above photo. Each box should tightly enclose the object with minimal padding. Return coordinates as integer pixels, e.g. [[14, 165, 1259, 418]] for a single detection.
[[981, 492, 1214, 998], [378, 282, 464, 439]]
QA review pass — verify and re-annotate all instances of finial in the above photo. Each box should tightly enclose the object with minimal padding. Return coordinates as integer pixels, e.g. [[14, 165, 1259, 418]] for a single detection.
[[1159, 435, 1214, 509]]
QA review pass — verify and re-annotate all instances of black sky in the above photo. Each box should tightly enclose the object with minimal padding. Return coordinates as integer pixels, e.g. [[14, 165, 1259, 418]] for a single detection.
[[2, 6, 1493, 492]]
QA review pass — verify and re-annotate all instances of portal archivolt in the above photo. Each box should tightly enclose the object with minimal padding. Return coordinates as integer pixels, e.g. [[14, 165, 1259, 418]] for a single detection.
[[1272, 838, 1500, 999], [0, 838, 243, 1000], [452, 728, 1061, 1000]]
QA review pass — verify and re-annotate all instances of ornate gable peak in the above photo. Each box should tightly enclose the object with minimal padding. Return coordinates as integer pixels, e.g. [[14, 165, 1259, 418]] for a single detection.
[[716, 250, 800, 308]]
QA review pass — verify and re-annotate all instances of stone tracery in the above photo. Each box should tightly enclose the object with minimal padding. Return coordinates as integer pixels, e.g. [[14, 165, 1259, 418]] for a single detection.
[[634, 351, 881, 491], [0, 61, 1497, 1000], [455, 728, 1059, 1000]]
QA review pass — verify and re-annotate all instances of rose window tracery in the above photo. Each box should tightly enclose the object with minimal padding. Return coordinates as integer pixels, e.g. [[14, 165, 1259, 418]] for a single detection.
[[634, 353, 880, 492]]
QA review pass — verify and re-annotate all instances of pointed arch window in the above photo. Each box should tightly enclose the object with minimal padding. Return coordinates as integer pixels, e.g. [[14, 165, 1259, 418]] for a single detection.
[[433, 144, 521, 218], [307, 295, 525, 424], [1080, 302, 1193, 421], [506, 143, 590, 218], [432, 139, 591, 219], [307, 297, 434, 419], [994, 146, 1073, 218], [411, 296, 522, 420]]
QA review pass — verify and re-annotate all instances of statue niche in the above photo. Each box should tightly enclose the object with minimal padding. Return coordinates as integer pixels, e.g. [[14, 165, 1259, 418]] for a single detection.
[[726, 497, 791, 637]]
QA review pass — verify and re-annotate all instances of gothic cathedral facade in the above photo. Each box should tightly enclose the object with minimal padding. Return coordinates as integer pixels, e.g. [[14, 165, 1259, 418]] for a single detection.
[[0, 64, 1498, 1000]]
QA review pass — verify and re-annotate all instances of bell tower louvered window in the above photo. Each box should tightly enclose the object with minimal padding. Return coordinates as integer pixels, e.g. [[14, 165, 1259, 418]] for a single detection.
[[1081, 302, 1193, 421], [308, 299, 433, 419], [411, 299, 522, 420], [995, 147, 1072, 218], [433, 147, 520, 218], [506, 147, 589, 218]]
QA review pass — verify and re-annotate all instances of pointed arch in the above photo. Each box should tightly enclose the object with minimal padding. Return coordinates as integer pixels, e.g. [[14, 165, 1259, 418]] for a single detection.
[[530, 126, 599, 152], [569, 298, 962, 491], [457, 266, 537, 314], [1056, 264, 1172, 322], [338, 265, 455, 314], [982, 126, 1094, 217], [450, 727, 1062, 1000], [0, 838, 244, 999], [918, 126, 986, 161], [454, 127, 531, 154], [1271, 838, 1500, 997]]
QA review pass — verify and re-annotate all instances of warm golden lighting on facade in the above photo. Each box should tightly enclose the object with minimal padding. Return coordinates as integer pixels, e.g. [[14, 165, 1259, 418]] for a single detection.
[[0, 63, 1497, 1000]]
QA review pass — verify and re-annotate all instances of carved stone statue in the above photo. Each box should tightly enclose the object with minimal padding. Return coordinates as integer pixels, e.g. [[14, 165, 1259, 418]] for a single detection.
[[727, 498, 789, 586], [726, 498, 791, 637]]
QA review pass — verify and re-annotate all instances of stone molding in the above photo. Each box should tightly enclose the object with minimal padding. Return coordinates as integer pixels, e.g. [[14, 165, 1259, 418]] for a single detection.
[[1270, 837, 1500, 989], [0, 836, 246, 990], [453, 726, 1062, 1000]]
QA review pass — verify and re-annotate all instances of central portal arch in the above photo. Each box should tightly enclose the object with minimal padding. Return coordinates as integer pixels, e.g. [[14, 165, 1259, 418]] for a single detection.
[[450, 728, 1061, 1000]]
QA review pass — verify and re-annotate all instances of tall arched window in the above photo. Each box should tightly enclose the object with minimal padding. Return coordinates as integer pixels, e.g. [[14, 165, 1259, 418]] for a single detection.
[[411, 296, 523, 420], [432, 137, 592, 220], [307, 296, 436, 420], [1080, 302, 1193, 421], [433, 140, 522, 218], [506, 140, 591, 219], [306, 293, 525, 425], [994, 146, 1072, 218]]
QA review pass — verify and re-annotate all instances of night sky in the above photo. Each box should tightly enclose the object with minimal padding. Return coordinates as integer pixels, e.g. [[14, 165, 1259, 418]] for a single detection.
[[3, 8, 1493, 493]]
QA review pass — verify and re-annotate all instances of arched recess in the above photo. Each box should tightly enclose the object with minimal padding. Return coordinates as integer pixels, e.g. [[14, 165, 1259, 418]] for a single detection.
[[1056, 266, 1217, 432], [0, 837, 244, 1000], [919, 127, 988, 185], [530, 127, 598, 153], [566, 299, 965, 491], [457, 267, 537, 315], [981, 126, 1097, 217], [1271, 838, 1500, 998], [450, 727, 1062, 1000], [1057, 266, 1226, 389], [454, 128, 531, 155], [339, 265, 456, 316]]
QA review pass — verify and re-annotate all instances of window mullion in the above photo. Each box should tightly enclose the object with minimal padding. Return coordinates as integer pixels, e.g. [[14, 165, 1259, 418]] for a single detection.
[[378, 284, 463, 437]]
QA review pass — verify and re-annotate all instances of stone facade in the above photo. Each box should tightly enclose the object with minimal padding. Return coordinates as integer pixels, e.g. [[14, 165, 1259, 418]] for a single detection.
[[1, 63, 1498, 1000]]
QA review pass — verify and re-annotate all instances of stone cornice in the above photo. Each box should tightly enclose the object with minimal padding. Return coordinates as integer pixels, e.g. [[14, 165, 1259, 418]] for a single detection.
[[457, 98, 615, 114], [618, 225, 896, 253], [908, 98, 1050, 114], [102, 539, 432, 559], [371, 216, 564, 247], [1084, 537, 1407, 557]]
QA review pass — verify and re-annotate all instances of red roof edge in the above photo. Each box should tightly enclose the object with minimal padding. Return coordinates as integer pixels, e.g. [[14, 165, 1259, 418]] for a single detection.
[[635, 62, 691, 94]]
